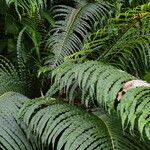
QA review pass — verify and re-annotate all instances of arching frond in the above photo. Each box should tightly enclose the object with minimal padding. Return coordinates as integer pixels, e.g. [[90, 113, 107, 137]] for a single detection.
[[104, 14, 150, 76], [0, 56, 25, 95], [47, 1, 111, 67], [16, 27, 27, 81], [78, 4, 150, 78], [118, 87, 150, 140], [46, 61, 150, 139], [125, 15, 150, 78], [19, 97, 149, 150], [5, 0, 47, 18], [47, 61, 135, 109], [0, 21, 44, 97], [0, 92, 36, 150]]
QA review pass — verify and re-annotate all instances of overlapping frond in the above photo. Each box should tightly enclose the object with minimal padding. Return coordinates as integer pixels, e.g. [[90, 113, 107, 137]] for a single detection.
[[16, 28, 35, 96], [19, 97, 149, 150], [103, 8, 150, 74], [0, 56, 25, 95], [47, 1, 111, 67], [5, 0, 47, 18], [81, 3, 150, 76], [125, 16, 150, 77], [46, 61, 135, 109], [0, 92, 36, 150], [118, 87, 150, 140], [46, 61, 150, 139], [0, 28, 40, 97]]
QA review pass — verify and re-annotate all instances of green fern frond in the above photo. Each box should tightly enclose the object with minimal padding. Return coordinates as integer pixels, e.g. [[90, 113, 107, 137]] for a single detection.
[[47, 1, 111, 67], [125, 16, 150, 77], [118, 87, 150, 140], [6, 26, 42, 98], [76, 4, 150, 78], [5, 0, 47, 18], [19, 98, 150, 150], [20, 12, 47, 61], [47, 61, 135, 110], [0, 92, 36, 150], [16, 27, 26, 81], [47, 61, 150, 139], [0, 56, 25, 95], [101, 25, 150, 60]]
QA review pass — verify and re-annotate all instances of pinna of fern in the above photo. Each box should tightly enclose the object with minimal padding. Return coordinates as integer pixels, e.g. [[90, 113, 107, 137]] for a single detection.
[[46, 61, 150, 140], [0, 55, 25, 96], [0, 91, 149, 150], [0, 28, 41, 98], [5, 0, 47, 19], [46, 1, 112, 67], [19, 97, 150, 150], [0, 92, 38, 150], [78, 4, 150, 78], [46, 61, 135, 109]]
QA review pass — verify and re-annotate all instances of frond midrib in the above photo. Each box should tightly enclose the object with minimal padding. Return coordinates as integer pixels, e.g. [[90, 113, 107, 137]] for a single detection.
[[97, 115, 116, 150], [56, 4, 87, 59]]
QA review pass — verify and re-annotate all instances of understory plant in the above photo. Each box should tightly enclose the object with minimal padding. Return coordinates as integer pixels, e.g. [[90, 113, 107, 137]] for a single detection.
[[0, 0, 150, 149]]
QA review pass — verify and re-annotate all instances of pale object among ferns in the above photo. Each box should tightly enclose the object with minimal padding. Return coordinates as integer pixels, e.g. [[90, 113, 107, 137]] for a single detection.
[[117, 80, 150, 101]]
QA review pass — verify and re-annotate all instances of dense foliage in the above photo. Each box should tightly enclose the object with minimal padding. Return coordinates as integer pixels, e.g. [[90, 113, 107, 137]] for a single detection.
[[0, 0, 150, 149]]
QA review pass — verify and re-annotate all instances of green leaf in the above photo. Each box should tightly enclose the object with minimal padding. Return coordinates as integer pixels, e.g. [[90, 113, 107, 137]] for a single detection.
[[19, 98, 150, 150]]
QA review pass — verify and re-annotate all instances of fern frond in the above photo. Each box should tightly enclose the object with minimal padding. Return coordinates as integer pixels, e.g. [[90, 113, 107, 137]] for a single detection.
[[5, 0, 47, 18], [7, 26, 42, 98], [118, 87, 150, 140], [0, 92, 36, 150], [125, 15, 150, 77], [47, 1, 111, 67], [19, 98, 150, 150], [16, 27, 26, 81], [47, 61, 135, 110], [78, 4, 150, 78], [46, 61, 150, 139], [0, 56, 25, 95]]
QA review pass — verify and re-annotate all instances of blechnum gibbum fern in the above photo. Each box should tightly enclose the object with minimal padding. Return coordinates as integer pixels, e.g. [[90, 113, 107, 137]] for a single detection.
[[18, 96, 150, 150], [46, 1, 112, 67], [46, 61, 135, 108], [78, 3, 150, 78], [0, 92, 37, 150], [46, 61, 150, 140], [0, 91, 149, 150], [0, 28, 41, 98], [0, 56, 25, 96]]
